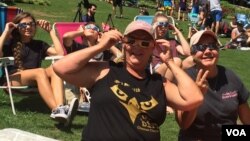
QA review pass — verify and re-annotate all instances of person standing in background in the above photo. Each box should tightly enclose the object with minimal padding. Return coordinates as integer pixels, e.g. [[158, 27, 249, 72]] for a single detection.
[[208, 0, 222, 36], [82, 3, 97, 23], [112, 0, 123, 18]]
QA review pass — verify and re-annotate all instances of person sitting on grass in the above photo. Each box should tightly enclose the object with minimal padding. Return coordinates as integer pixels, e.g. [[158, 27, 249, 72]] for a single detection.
[[0, 12, 78, 126]]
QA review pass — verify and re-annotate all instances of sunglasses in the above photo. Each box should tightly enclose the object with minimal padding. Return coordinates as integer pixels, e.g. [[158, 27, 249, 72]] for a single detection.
[[85, 25, 99, 32], [191, 44, 218, 54], [123, 37, 152, 48], [18, 22, 36, 29], [156, 22, 169, 27]]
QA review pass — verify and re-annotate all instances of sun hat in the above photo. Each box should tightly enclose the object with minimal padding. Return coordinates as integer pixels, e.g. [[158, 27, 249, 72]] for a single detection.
[[190, 30, 219, 46], [124, 20, 154, 40]]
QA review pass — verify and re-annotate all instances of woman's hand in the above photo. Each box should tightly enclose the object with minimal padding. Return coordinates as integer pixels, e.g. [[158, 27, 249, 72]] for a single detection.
[[99, 29, 122, 50], [196, 69, 209, 94], [155, 39, 173, 63], [79, 24, 86, 36], [36, 20, 52, 33], [4, 22, 17, 33]]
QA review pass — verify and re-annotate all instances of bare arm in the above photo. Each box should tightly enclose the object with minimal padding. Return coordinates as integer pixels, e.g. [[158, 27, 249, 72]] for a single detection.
[[156, 39, 203, 111], [172, 26, 190, 56], [0, 22, 16, 57], [53, 30, 123, 88], [238, 103, 250, 124], [36, 20, 64, 56], [63, 25, 84, 48], [164, 61, 203, 111]]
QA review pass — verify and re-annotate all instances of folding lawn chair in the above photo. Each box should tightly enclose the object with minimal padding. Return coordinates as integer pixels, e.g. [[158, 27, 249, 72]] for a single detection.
[[53, 22, 85, 55], [188, 11, 199, 28], [133, 15, 154, 25], [134, 15, 177, 40], [53, 22, 91, 113], [0, 56, 62, 115], [236, 13, 250, 26], [0, 6, 23, 34]]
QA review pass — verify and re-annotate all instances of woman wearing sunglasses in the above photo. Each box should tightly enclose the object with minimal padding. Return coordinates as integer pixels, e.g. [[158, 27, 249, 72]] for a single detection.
[[63, 22, 121, 61], [0, 12, 78, 126], [63, 22, 122, 110], [53, 20, 203, 141], [151, 13, 190, 81], [151, 13, 191, 114], [176, 30, 250, 141]]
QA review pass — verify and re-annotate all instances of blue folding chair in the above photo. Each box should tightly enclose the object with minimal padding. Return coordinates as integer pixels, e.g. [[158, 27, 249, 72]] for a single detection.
[[236, 13, 250, 26], [133, 15, 154, 25]]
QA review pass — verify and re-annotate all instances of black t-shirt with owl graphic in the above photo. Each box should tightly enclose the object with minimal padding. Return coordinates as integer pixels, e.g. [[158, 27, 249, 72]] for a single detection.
[[82, 61, 167, 141]]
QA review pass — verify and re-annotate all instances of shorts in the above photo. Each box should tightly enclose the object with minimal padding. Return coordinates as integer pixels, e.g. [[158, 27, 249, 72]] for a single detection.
[[113, 0, 122, 7], [211, 10, 222, 22], [179, 1, 186, 11]]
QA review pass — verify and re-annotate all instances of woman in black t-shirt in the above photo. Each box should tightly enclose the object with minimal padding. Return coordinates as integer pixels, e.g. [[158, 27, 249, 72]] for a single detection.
[[0, 12, 78, 126], [53, 20, 204, 141]]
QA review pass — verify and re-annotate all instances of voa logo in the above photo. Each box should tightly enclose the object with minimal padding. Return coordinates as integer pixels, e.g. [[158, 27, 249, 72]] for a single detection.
[[226, 129, 246, 136]]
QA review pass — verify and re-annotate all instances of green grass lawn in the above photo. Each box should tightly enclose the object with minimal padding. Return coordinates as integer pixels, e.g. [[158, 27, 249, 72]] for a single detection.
[[1, 0, 250, 141]]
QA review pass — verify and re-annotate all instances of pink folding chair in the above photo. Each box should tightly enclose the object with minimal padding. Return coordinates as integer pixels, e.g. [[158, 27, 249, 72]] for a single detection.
[[0, 6, 23, 34], [53, 22, 86, 55], [53, 22, 91, 112]]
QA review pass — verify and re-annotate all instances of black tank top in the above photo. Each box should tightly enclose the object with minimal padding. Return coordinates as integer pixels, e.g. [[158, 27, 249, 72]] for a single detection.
[[82, 61, 167, 141]]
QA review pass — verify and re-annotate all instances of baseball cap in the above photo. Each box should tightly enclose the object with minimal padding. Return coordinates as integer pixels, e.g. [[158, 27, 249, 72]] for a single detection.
[[124, 20, 154, 40], [190, 30, 218, 46]]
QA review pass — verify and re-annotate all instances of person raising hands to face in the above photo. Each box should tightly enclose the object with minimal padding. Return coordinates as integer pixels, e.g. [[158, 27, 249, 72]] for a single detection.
[[0, 12, 78, 126], [53, 21, 203, 141]]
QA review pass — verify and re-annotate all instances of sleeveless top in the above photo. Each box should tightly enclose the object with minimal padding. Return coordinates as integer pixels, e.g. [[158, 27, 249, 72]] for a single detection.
[[82, 61, 167, 141]]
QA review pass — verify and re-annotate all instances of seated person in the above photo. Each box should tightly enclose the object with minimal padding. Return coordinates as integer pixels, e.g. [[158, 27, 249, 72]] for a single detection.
[[218, 21, 231, 38], [151, 13, 190, 80], [63, 22, 121, 61], [0, 12, 78, 126], [63, 22, 121, 111], [228, 20, 249, 48], [151, 13, 191, 114]]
